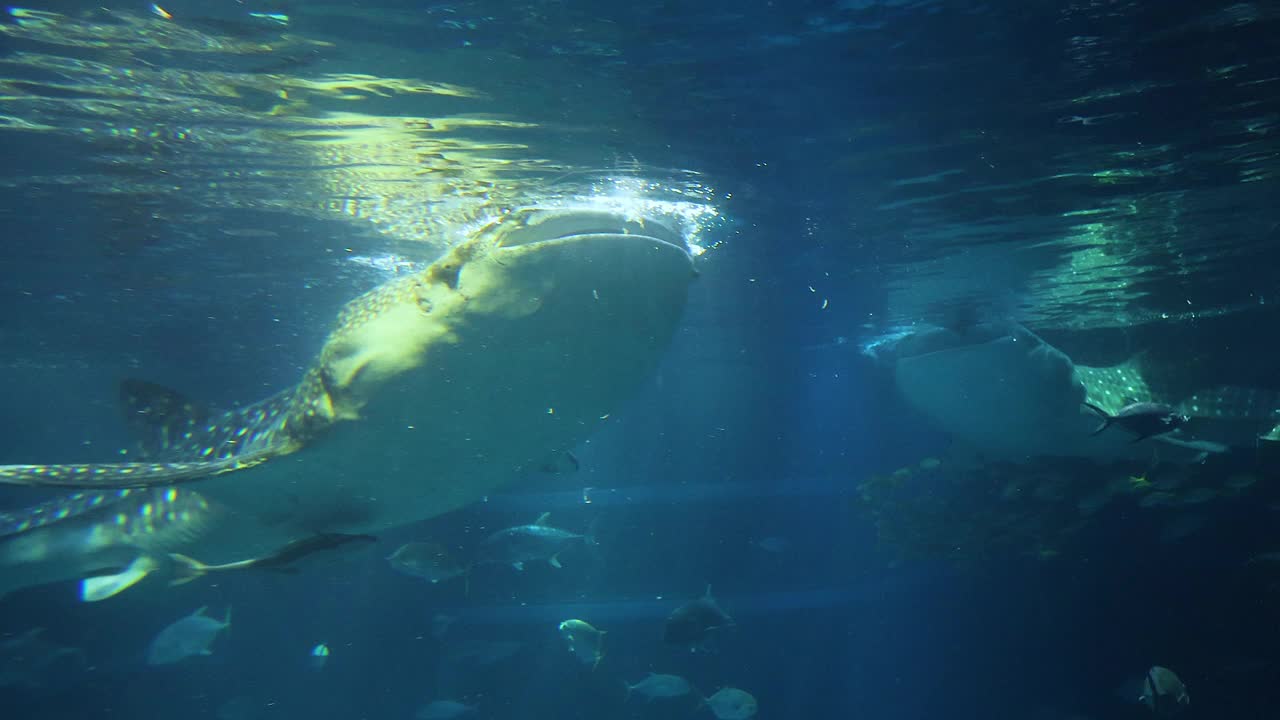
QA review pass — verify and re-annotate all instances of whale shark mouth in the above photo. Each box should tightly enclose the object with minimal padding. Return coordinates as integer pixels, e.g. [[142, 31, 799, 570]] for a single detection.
[[492, 207, 692, 256]]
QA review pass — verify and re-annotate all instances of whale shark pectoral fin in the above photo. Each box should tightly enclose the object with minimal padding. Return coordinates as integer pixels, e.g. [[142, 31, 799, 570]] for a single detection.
[[80, 555, 158, 602], [0, 449, 278, 489]]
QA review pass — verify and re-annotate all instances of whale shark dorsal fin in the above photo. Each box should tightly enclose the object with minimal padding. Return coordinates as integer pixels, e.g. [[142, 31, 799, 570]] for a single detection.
[[534, 512, 552, 526], [0, 448, 280, 489], [119, 379, 210, 458]]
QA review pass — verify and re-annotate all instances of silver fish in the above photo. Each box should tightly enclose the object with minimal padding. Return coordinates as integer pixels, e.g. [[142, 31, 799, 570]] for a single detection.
[[625, 673, 693, 701], [1139, 665, 1190, 715], [146, 605, 232, 665], [704, 688, 757, 720], [387, 541, 467, 584], [558, 618, 605, 669], [476, 512, 593, 571]]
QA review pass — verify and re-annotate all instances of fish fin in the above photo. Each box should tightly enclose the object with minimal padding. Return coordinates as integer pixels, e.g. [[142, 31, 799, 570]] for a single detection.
[[168, 553, 211, 585], [119, 379, 211, 458], [1081, 401, 1109, 418], [1082, 402, 1112, 435], [193, 605, 209, 616], [538, 450, 580, 474], [0, 449, 279, 489], [533, 512, 552, 526], [549, 554, 563, 569], [703, 584, 714, 599], [80, 555, 158, 602], [511, 561, 524, 571], [224, 606, 232, 627]]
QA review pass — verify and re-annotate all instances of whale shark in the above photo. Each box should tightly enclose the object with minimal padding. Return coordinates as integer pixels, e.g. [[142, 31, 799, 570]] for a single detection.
[[876, 324, 1247, 461], [0, 487, 219, 600], [0, 206, 698, 599]]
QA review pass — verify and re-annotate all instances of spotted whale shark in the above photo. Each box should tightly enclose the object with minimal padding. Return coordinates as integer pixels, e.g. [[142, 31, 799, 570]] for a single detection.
[[0, 487, 219, 600], [0, 206, 698, 599]]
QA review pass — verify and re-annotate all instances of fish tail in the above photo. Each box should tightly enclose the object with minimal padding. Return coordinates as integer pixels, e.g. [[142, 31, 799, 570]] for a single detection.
[[1082, 402, 1112, 436], [167, 553, 210, 585], [1090, 417, 1112, 436]]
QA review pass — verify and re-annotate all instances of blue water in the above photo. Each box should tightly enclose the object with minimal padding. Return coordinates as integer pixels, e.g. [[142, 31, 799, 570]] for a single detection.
[[3, 0, 1280, 719]]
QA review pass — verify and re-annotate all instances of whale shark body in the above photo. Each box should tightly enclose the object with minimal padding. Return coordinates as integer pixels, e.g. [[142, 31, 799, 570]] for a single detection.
[[0, 207, 698, 600]]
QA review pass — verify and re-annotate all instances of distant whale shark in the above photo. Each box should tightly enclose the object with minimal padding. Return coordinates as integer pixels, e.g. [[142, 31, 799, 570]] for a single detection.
[[0, 206, 698, 600]]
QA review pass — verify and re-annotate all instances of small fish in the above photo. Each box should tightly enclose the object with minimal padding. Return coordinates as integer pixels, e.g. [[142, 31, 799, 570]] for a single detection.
[[1139, 665, 1190, 715], [625, 673, 693, 701], [558, 618, 606, 669], [476, 512, 594, 571], [703, 687, 758, 720], [664, 585, 734, 651], [309, 643, 329, 670], [169, 533, 376, 583], [387, 542, 467, 584], [146, 605, 231, 665], [415, 700, 477, 720], [1083, 402, 1189, 442]]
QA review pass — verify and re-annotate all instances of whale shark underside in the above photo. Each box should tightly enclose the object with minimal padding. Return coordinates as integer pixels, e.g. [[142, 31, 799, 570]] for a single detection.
[[0, 207, 697, 598]]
